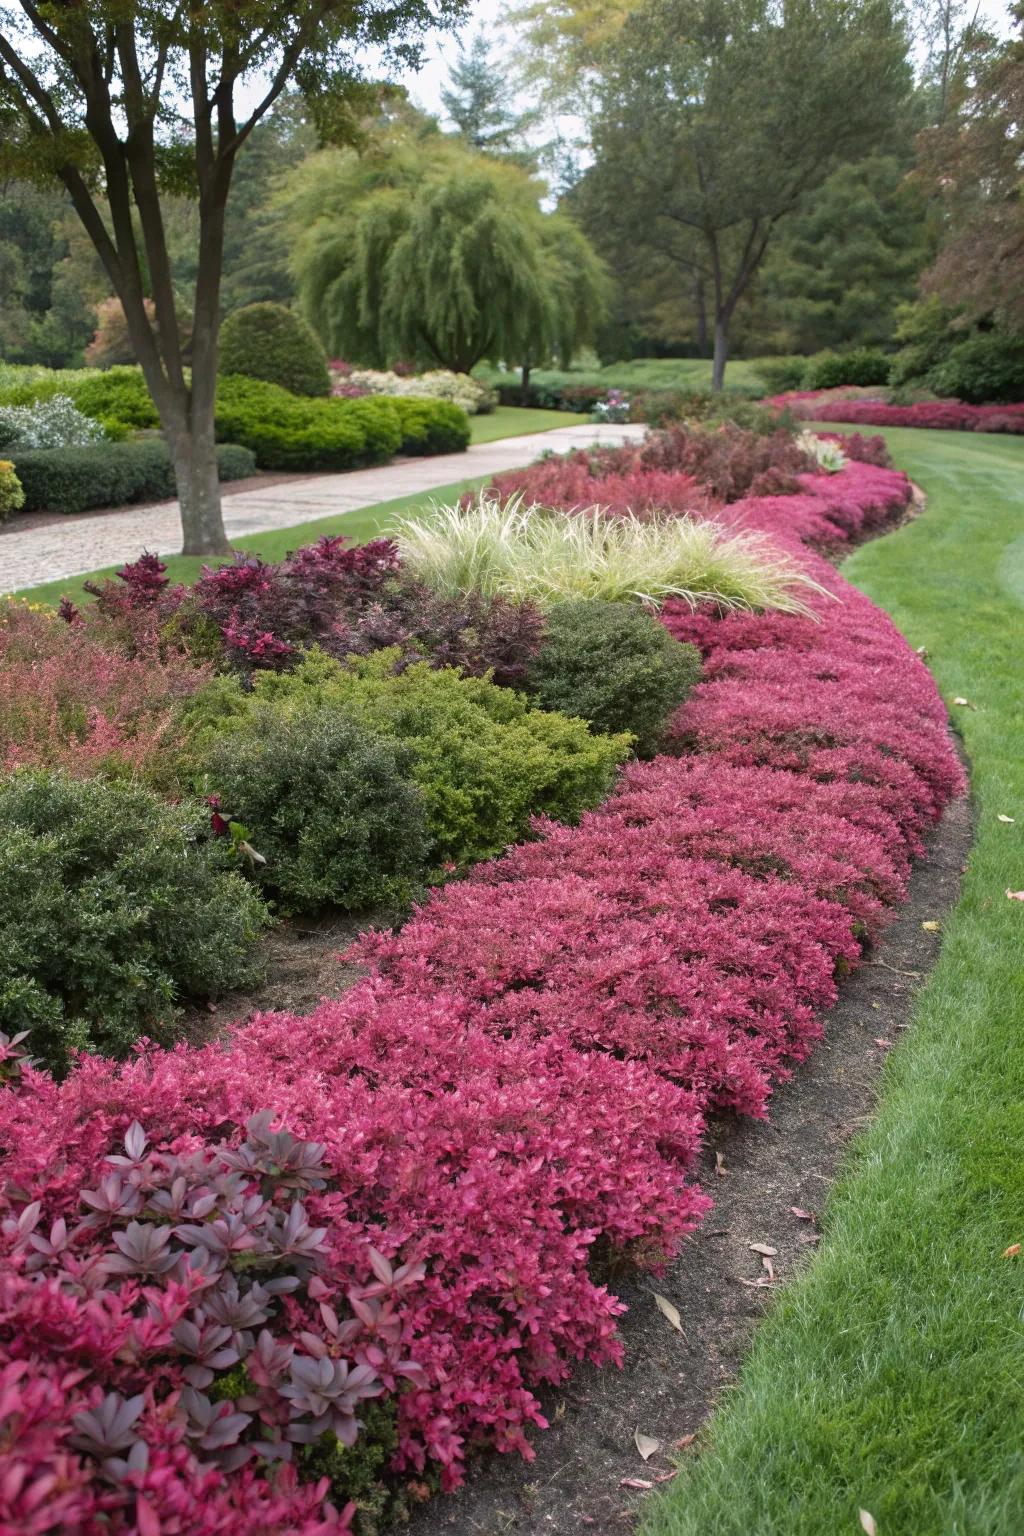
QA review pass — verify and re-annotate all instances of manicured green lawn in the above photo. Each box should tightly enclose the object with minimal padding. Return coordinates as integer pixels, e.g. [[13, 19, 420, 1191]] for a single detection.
[[476, 357, 773, 395], [18, 474, 491, 607], [469, 403, 587, 440], [644, 426, 1024, 1536]]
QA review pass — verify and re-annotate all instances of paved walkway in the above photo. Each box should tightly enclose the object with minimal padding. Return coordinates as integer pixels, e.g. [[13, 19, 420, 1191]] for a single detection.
[[0, 422, 647, 594]]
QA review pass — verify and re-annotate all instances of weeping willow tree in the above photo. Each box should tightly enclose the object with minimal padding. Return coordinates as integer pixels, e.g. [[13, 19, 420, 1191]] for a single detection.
[[288, 134, 609, 374]]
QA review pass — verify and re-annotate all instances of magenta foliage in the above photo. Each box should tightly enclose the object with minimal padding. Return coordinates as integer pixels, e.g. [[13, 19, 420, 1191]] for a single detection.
[[0, 446, 964, 1526], [485, 448, 714, 520], [768, 390, 1024, 433]]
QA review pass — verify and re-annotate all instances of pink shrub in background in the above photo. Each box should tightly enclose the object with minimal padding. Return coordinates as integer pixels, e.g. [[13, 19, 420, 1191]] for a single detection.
[[0, 444, 964, 1527], [768, 390, 1024, 433], [485, 448, 714, 520]]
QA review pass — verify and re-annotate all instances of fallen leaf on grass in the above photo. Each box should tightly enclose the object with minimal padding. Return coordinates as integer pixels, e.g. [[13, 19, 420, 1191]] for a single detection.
[[634, 1429, 661, 1462], [915, 645, 928, 657], [749, 1242, 778, 1257], [952, 696, 977, 709], [1007, 890, 1024, 902], [674, 1433, 697, 1449], [859, 1511, 878, 1536], [921, 920, 941, 932], [653, 1470, 678, 1484], [653, 1292, 684, 1333], [790, 1206, 814, 1221], [1002, 1243, 1021, 1258], [619, 1477, 653, 1491], [997, 814, 1015, 824]]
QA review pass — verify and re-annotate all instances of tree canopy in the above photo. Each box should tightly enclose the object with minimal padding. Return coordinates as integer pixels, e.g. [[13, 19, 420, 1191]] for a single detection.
[[288, 133, 608, 373], [0, 0, 469, 552], [577, 0, 913, 385]]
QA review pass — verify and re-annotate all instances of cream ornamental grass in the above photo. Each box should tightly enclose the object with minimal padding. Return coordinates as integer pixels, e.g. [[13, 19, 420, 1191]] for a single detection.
[[395, 493, 828, 616], [798, 429, 848, 473]]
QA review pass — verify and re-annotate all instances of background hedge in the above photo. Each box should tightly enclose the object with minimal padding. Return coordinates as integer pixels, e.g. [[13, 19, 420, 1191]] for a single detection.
[[10, 439, 256, 514], [218, 302, 331, 398]]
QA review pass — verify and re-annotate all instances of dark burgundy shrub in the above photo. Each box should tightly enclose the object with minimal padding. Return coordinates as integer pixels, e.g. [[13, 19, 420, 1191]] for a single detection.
[[639, 424, 813, 502]]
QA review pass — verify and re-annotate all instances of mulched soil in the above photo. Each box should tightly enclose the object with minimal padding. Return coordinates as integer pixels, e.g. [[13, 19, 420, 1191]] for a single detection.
[[409, 788, 972, 1535]]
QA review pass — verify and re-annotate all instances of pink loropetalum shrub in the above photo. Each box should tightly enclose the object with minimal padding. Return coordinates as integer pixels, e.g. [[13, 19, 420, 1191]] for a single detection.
[[767, 390, 1024, 433]]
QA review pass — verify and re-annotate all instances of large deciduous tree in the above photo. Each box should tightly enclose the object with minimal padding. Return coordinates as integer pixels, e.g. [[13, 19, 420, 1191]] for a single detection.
[[0, 0, 468, 553], [289, 134, 608, 375], [917, 6, 1024, 332], [579, 0, 913, 387]]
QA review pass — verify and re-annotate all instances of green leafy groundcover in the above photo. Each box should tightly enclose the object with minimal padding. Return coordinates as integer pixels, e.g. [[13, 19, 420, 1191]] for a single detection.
[[643, 426, 1024, 1536]]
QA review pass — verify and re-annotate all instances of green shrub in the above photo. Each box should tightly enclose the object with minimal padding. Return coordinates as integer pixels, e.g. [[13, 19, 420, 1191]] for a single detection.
[[195, 702, 429, 913], [66, 366, 160, 432], [0, 460, 24, 522], [803, 348, 891, 390], [528, 600, 702, 757], [218, 302, 331, 398], [181, 649, 630, 876], [337, 396, 403, 463], [0, 771, 268, 1075], [926, 331, 1024, 405], [390, 396, 472, 455], [10, 439, 256, 514], [753, 356, 808, 394]]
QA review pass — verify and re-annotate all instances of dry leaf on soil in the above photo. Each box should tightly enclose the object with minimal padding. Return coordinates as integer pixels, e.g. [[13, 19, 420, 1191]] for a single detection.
[[674, 1433, 697, 1449], [714, 1151, 727, 1177], [620, 1477, 653, 1491], [921, 920, 941, 932], [634, 1429, 661, 1462], [653, 1292, 684, 1334], [859, 1511, 878, 1536], [790, 1206, 814, 1221], [748, 1242, 778, 1257]]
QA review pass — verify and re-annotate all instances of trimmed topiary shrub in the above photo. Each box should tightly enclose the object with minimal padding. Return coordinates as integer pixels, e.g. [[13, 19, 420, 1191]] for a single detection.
[[0, 770, 269, 1074], [197, 703, 430, 913], [803, 348, 891, 391], [218, 302, 331, 398], [0, 460, 24, 522], [179, 648, 630, 876], [9, 439, 255, 514], [528, 600, 703, 756], [391, 396, 472, 455]]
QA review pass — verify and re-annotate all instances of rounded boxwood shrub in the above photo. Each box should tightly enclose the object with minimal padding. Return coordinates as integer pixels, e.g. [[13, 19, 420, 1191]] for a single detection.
[[183, 649, 631, 875], [527, 599, 703, 757], [803, 348, 891, 391], [215, 375, 369, 470], [10, 439, 256, 514], [218, 302, 331, 398], [0, 771, 269, 1075], [197, 703, 429, 912]]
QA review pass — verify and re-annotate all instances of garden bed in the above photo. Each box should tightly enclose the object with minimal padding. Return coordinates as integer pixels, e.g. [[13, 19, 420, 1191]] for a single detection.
[[0, 421, 966, 1534]]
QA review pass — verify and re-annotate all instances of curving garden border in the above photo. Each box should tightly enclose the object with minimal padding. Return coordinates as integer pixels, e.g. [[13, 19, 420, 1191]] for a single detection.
[[767, 390, 1024, 433], [0, 445, 965, 1533]]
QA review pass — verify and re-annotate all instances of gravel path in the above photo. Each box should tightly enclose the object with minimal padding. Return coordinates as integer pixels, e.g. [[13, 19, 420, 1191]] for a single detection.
[[0, 422, 646, 594]]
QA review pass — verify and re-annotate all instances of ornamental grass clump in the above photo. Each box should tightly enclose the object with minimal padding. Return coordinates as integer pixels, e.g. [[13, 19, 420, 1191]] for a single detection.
[[396, 493, 824, 614]]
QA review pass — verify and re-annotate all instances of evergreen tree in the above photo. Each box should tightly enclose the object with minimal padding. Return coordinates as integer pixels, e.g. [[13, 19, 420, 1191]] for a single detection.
[[440, 31, 537, 156]]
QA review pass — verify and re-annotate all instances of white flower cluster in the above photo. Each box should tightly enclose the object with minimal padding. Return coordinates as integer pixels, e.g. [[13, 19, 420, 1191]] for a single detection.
[[798, 429, 847, 473], [0, 394, 107, 451], [346, 369, 497, 415]]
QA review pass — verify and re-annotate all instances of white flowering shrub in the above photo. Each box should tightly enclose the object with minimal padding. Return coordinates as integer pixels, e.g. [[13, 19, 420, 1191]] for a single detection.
[[0, 394, 108, 451], [346, 369, 497, 414]]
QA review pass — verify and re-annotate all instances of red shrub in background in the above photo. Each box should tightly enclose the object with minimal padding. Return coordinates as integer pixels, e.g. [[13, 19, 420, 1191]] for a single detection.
[[0, 443, 964, 1527], [768, 390, 1024, 433], [0, 601, 205, 774], [484, 448, 714, 519]]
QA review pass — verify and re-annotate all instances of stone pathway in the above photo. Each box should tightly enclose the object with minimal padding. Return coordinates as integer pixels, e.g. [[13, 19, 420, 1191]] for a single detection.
[[0, 422, 647, 594]]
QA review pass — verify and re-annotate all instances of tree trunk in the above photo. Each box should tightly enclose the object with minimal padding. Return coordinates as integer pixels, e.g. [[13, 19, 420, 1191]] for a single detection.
[[168, 403, 229, 557], [712, 313, 729, 391], [694, 276, 708, 356], [520, 363, 532, 405]]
